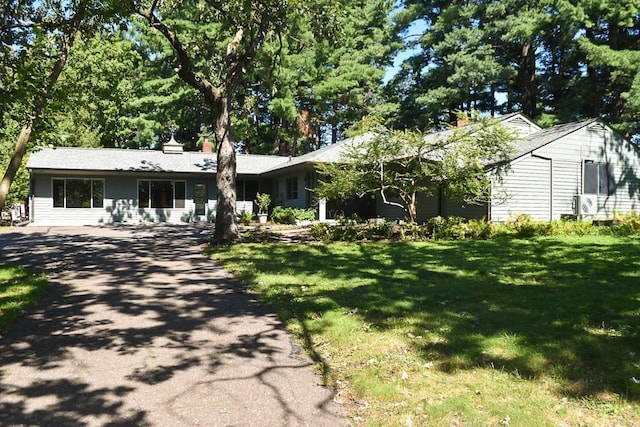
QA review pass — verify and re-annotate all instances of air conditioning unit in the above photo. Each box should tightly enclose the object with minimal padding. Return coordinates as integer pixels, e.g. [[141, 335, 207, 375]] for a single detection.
[[575, 194, 597, 216]]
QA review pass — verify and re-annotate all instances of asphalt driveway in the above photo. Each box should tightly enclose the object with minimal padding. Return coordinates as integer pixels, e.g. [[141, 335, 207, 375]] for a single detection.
[[0, 225, 346, 426]]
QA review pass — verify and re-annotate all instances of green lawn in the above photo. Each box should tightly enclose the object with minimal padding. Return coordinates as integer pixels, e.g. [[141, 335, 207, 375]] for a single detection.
[[212, 235, 640, 426], [0, 266, 48, 334]]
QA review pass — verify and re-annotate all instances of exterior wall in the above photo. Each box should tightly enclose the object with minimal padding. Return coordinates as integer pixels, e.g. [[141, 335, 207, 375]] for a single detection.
[[502, 116, 540, 137], [375, 197, 405, 221], [534, 124, 640, 218], [552, 160, 581, 218], [274, 172, 308, 210], [490, 123, 640, 222], [30, 172, 259, 225], [374, 191, 486, 222], [442, 196, 488, 219], [490, 155, 552, 222]]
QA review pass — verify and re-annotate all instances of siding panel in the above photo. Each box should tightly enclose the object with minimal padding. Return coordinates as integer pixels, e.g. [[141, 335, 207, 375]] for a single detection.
[[491, 156, 551, 222]]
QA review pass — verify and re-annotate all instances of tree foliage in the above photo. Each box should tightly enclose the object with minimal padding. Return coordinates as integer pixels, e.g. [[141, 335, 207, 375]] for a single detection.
[[388, 0, 640, 138], [315, 115, 516, 222]]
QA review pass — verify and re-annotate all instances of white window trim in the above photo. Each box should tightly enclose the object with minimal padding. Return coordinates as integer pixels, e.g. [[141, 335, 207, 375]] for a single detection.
[[52, 177, 105, 209], [137, 179, 187, 209]]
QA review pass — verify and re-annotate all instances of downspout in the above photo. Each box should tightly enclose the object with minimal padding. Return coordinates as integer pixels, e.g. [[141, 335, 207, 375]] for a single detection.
[[532, 153, 553, 221]]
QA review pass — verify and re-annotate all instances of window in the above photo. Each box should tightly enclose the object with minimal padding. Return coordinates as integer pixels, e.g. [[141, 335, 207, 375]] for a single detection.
[[52, 179, 104, 208], [138, 180, 186, 208], [286, 177, 298, 200], [194, 183, 207, 216], [138, 181, 150, 208], [53, 179, 65, 208], [583, 161, 614, 196]]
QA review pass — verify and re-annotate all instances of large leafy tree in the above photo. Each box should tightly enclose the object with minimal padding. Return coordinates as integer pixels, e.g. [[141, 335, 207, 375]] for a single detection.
[[0, 0, 126, 211], [132, 0, 342, 242], [315, 116, 516, 222], [1, 1, 84, 211]]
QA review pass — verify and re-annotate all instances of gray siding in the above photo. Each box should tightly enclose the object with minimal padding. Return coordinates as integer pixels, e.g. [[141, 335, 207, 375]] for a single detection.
[[552, 160, 581, 219], [415, 193, 440, 222], [502, 116, 540, 137], [276, 173, 308, 209], [535, 124, 640, 218], [30, 173, 234, 225], [490, 155, 552, 222]]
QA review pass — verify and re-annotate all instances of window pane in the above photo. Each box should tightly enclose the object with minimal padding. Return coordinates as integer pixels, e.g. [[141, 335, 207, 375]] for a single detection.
[[151, 181, 173, 208], [583, 162, 598, 194], [92, 180, 104, 208], [138, 181, 149, 208], [175, 181, 186, 208], [599, 163, 614, 196], [53, 179, 65, 207], [287, 177, 298, 200], [194, 183, 206, 216], [66, 179, 92, 208]]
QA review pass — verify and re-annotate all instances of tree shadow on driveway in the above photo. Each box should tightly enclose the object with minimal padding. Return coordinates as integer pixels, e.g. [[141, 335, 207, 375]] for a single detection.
[[0, 225, 345, 426]]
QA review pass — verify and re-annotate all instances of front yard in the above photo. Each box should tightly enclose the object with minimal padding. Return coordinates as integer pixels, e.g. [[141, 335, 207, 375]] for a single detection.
[[0, 266, 48, 334], [212, 235, 640, 426]]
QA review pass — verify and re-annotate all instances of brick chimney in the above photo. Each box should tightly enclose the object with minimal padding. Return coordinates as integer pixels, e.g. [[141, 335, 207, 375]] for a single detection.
[[202, 136, 213, 153]]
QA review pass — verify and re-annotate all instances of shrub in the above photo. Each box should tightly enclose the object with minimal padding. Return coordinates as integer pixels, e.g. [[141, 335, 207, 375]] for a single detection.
[[271, 206, 297, 224], [398, 222, 428, 240], [612, 211, 640, 236], [239, 210, 254, 225], [504, 213, 538, 238], [310, 222, 332, 242], [467, 217, 496, 239], [371, 220, 395, 239], [271, 206, 317, 224], [294, 208, 317, 222], [426, 216, 468, 239]]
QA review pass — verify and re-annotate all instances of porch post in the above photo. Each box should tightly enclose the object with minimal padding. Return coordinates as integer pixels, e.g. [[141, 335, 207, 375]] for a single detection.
[[318, 198, 327, 222]]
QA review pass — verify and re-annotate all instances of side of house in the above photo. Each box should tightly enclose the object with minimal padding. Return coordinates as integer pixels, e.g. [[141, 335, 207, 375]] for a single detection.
[[489, 120, 640, 222]]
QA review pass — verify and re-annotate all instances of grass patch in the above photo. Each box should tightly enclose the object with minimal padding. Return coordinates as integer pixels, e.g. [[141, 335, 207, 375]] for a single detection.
[[211, 236, 640, 426], [0, 266, 48, 334]]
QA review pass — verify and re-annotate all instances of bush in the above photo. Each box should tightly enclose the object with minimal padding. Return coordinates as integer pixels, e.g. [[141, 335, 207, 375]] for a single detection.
[[271, 206, 317, 224], [271, 206, 296, 224], [426, 216, 469, 239], [239, 210, 254, 225], [295, 208, 317, 222], [309, 214, 635, 243], [467, 217, 496, 239], [371, 220, 395, 239], [504, 213, 539, 238], [612, 211, 640, 236]]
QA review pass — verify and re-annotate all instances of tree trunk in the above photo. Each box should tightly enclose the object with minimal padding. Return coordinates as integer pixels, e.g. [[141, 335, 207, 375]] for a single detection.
[[408, 191, 417, 223], [213, 93, 239, 242], [0, 124, 33, 210], [520, 42, 537, 118]]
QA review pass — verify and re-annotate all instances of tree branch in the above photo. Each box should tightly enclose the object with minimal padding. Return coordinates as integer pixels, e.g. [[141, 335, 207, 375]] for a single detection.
[[132, 1, 220, 103]]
